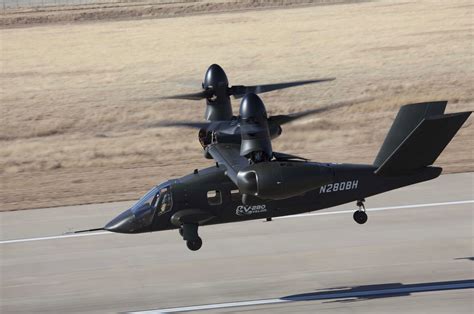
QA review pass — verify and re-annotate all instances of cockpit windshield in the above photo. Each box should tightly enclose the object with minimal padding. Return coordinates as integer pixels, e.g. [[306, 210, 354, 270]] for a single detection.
[[130, 183, 173, 216]]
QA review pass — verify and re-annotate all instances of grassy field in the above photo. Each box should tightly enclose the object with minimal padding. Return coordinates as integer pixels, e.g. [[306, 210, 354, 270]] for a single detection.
[[0, 1, 353, 27], [1, 0, 472, 211]]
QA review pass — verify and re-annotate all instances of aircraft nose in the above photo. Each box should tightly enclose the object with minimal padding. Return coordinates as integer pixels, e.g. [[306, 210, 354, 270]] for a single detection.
[[104, 209, 136, 233]]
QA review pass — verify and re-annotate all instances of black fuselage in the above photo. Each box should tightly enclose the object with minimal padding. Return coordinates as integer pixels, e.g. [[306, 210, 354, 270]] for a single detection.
[[141, 163, 441, 233]]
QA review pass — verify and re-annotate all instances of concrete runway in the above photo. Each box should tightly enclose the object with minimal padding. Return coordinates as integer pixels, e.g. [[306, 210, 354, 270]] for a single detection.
[[1, 172, 473, 313]]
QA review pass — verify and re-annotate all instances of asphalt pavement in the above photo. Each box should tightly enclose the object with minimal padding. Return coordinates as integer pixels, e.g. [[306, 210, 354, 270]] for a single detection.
[[1, 172, 473, 313]]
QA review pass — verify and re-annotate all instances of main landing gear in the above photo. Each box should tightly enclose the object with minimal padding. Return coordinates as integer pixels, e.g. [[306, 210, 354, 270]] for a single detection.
[[179, 224, 203, 251], [353, 199, 368, 224]]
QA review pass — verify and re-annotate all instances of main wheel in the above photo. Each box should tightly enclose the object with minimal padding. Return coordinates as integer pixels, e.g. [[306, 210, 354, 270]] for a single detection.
[[179, 226, 184, 237], [186, 237, 203, 251], [353, 210, 368, 224]]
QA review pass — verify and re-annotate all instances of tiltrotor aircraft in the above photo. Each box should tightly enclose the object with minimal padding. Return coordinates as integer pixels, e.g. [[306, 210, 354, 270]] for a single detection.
[[78, 65, 471, 251]]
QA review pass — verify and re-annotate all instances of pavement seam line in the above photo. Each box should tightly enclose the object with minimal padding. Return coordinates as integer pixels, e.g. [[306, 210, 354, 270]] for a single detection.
[[1, 199, 472, 245]]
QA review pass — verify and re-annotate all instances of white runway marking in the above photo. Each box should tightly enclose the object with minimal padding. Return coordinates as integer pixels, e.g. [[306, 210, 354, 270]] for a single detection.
[[1, 200, 472, 245], [129, 281, 474, 313], [275, 199, 474, 220]]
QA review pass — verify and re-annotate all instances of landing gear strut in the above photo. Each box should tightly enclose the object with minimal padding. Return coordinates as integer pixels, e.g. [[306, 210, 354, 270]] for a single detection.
[[353, 198, 368, 224], [179, 224, 203, 251]]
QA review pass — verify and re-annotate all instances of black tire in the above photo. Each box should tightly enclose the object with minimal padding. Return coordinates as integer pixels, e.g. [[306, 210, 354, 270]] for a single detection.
[[186, 237, 203, 251], [179, 227, 184, 237], [353, 211, 368, 224]]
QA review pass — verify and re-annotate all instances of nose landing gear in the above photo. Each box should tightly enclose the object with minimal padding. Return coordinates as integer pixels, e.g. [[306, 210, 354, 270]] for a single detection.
[[179, 224, 203, 251], [353, 199, 368, 224]]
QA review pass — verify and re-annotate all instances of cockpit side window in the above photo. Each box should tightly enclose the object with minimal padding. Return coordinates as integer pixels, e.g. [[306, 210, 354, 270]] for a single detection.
[[157, 187, 173, 215]]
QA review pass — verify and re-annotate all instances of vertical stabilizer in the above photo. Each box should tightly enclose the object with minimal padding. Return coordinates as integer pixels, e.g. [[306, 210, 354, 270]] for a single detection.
[[374, 101, 447, 167], [374, 101, 471, 176]]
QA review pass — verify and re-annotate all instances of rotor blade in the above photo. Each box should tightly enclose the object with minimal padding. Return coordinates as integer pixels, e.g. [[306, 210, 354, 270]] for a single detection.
[[230, 78, 335, 99], [268, 97, 373, 126], [160, 90, 212, 101], [150, 121, 212, 129]]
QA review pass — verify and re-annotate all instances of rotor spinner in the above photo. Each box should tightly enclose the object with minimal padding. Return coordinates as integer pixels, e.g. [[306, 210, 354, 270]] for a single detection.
[[203, 64, 233, 121]]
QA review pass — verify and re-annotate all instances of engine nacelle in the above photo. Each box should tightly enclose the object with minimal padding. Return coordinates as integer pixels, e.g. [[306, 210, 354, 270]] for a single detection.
[[239, 93, 273, 162], [237, 161, 334, 200]]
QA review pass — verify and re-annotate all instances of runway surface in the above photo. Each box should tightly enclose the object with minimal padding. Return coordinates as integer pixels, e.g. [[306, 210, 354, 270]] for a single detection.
[[1, 172, 473, 313]]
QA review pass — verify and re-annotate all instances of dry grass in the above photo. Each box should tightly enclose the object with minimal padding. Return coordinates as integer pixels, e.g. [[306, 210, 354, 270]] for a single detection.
[[0, 0, 357, 27], [1, 0, 473, 211]]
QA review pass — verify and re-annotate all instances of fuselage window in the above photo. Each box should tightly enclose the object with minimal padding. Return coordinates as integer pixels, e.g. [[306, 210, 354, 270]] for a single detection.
[[207, 190, 222, 206], [230, 189, 241, 202]]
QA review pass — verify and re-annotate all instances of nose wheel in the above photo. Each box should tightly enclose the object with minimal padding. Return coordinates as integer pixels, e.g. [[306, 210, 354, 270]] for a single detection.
[[353, 199, 368, 224], [179, 224, 203, 251]]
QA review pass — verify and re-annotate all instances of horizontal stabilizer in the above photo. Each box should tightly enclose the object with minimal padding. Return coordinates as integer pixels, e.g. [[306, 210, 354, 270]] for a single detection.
[[375, 111, 471, 176]]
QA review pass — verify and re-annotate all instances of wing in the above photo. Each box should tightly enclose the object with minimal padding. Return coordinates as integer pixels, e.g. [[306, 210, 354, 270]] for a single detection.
[[206, 143, 249, 185]]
